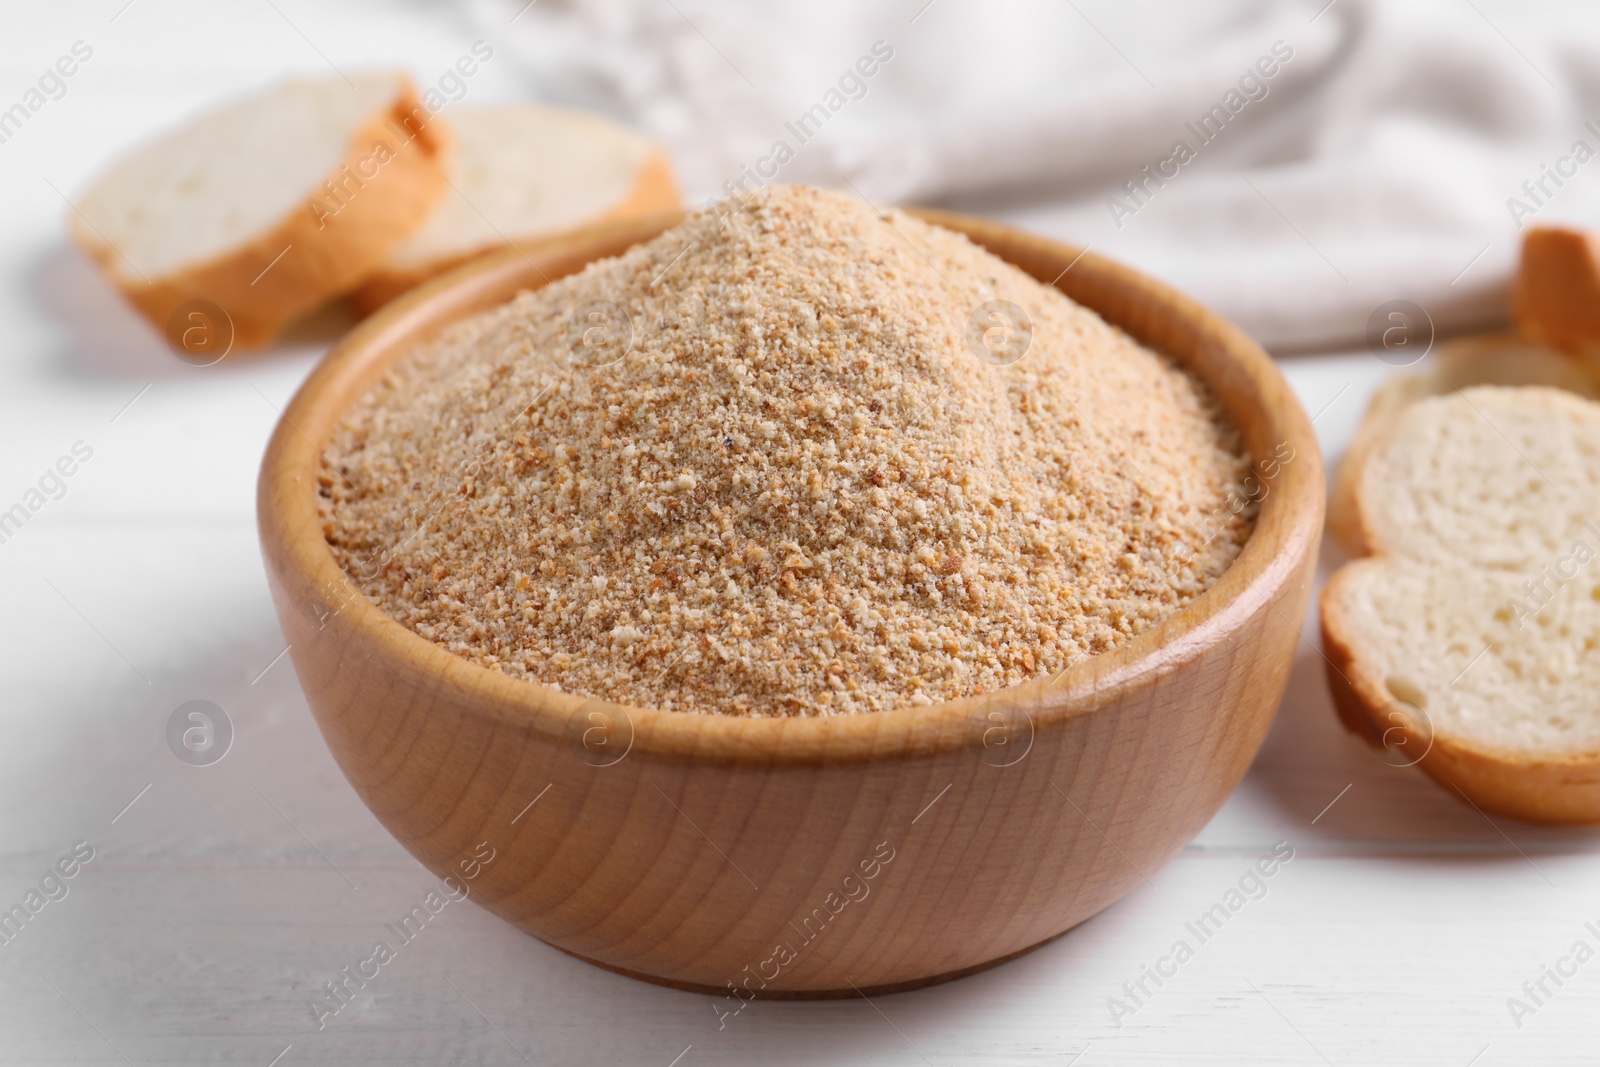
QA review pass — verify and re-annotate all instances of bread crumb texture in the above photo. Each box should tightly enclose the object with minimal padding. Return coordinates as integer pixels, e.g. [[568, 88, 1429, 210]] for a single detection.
[[320, 185, 1254, 716], [1339, 385, 1600, 756]]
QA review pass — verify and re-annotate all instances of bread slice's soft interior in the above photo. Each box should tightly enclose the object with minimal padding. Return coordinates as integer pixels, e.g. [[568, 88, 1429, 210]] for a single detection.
[[75, 72, 404, 281], [1333, 385, 1600, 758], [379, 104, 666, 272], [1327, 335, 1600, 554]]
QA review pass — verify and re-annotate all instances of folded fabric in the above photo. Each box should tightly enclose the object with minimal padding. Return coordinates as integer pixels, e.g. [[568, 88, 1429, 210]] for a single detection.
[[469, 0, 1600, 352]]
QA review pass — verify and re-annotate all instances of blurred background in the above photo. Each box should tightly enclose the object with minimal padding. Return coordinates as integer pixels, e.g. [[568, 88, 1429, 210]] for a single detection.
[[4, 1, 1600, 1064], [486, 0, 1600, 350], [17, 0, 1600, 360]]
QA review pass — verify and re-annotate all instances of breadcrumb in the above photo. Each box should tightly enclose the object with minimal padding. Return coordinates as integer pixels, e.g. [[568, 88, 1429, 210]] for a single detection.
[[320, 185, 1255, 716]]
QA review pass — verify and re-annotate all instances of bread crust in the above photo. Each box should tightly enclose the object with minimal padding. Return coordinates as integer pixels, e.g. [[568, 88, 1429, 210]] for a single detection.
[[1514, 226, 1600, 356], [1326, 377, 1422, 555], [70, 74, 449, 350], [1320, 408, 1600, 825], [350, 147, 682, 314]]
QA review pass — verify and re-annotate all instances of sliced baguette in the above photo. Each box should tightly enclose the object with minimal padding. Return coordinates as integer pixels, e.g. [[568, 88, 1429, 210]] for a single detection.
[[1331, 226, 1600, 552], [351, 104, 680, 312], [70, 71, 448, 349], [1321, 385, 1600, 823], [1328, 335, 1600, 553]]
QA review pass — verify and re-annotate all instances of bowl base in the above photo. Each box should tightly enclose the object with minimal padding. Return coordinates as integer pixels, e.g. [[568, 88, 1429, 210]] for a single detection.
[[543, 924, 1077, 1000]]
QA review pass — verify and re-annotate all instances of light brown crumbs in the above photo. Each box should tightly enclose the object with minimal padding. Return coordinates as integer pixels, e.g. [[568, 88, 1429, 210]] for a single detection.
[[319, 184, 1256, 716]]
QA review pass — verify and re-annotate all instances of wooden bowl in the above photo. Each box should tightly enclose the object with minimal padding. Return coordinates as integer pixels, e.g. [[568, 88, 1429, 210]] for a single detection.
[[257, 209, 1324, 997]]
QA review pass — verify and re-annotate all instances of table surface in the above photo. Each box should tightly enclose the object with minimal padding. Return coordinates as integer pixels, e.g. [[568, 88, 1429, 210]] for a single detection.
[[4, 4, 1597, 1065]]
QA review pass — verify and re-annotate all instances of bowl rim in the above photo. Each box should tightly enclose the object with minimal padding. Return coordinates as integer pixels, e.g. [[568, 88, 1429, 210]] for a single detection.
[[257, 206, 1324, 765]]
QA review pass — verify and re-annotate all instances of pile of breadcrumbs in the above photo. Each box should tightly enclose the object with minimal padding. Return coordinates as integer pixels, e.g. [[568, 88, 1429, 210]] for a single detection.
[[320, 185, 1255, 715]]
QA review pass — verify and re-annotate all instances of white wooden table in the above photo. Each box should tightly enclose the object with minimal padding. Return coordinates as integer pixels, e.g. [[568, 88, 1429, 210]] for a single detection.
[[3, 4, 1596, 1064]]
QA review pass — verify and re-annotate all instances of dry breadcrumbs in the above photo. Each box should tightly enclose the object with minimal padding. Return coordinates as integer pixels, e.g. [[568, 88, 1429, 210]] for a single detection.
[[320, 185, 1256, 716]]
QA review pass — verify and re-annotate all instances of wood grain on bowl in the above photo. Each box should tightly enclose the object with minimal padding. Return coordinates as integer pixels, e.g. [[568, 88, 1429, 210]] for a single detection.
[[257, 210, 1324, 996]]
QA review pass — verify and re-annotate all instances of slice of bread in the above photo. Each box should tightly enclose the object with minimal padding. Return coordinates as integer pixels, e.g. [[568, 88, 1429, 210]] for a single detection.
[[1514, 226, 1600, 356], [350, 104, 680, 312], [1328, 335, 1600, 553], [70, 71, 448, 349], [1321, 385, 1600, 823]]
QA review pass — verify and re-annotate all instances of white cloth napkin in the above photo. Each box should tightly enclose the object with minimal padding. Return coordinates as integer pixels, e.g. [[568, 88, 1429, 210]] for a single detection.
[[466, 0, 1600, 352]]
